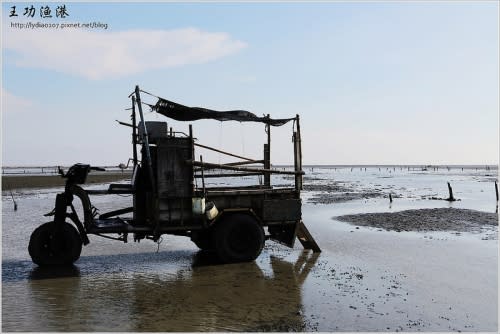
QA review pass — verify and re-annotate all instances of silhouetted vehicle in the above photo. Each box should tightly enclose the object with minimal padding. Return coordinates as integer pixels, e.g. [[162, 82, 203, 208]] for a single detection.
[[28, 86, 320, 266]]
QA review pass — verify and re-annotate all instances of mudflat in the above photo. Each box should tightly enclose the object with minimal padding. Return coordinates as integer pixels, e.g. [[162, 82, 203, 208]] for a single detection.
[[336, 207, 498, 237], [2, 166, 497, 331]]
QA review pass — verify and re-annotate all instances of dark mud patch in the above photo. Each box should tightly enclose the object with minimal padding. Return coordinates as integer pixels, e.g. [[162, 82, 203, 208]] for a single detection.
[[303, 183, 351, 193], [335, 208, 498, 238], [304, 183, 385, 204]]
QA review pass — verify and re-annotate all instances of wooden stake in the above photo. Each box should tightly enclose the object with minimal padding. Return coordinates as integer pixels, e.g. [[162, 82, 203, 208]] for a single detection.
[[495, 181, 498, 202], [446, 182, 456, 201]]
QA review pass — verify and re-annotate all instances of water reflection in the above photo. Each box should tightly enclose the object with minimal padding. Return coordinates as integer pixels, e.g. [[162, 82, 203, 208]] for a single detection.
[[29, 265, 80, 280], [5, 250, 319, 332]]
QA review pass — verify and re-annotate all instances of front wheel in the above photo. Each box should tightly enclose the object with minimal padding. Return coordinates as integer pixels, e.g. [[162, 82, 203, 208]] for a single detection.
[[28, 222, 82, 266], [214, 214, 264, 263]]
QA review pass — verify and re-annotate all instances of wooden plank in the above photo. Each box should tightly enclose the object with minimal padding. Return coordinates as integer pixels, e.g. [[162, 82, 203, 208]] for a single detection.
[[224, 160, 265, 167], [206, 188, 296, 196], [296, 220, 321, 253], [194, 172, 264, 178], [194, 143, 255, 161], [194, 160, 264, 172]]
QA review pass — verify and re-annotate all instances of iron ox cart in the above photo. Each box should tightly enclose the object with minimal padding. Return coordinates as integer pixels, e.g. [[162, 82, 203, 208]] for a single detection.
[[28, 86, 320, 266]]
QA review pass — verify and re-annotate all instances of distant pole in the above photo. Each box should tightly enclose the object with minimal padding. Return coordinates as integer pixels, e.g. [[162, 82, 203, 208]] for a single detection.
[[10, 191, 17, 211], [389, 193, 393, 203]]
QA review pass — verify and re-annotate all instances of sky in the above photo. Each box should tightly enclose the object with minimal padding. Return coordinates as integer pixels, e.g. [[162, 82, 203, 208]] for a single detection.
[[1, 1, 499, 166]]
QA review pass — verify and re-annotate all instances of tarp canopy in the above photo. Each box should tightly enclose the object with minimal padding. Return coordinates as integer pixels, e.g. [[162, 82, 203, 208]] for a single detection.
[[151, 98, 295, 126]]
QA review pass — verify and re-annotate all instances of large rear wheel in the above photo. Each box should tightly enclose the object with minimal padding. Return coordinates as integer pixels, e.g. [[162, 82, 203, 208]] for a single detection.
[[191, 229, 214, 251], [28, 222, 82, 266], [214, 214, 264, 263]]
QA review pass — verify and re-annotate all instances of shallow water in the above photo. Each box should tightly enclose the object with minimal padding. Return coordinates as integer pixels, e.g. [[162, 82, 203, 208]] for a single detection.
[[2, 167, 498, 331]]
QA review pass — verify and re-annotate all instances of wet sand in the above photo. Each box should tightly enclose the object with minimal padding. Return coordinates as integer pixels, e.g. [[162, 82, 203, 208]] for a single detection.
[[2, 172, 132, 190], [2, 203, 497, 331], [2, 169, 498, 331]]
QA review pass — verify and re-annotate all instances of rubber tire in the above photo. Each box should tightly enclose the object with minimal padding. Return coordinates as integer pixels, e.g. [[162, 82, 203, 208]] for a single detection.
[[214, 214, 264, 263], [191, 230, 214, 251], [28, 222, 82, 266]]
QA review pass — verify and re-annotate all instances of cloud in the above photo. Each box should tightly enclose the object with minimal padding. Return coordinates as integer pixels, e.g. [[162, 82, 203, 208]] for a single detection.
[[1, 89, 33, 113], [3, 26, 247, 80]]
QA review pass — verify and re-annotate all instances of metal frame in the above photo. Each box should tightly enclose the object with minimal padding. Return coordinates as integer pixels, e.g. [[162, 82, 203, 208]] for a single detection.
[[47, 86, 319, 252]]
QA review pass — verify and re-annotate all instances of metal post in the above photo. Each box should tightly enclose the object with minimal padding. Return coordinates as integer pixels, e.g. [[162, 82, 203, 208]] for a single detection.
[[189, 124, 195, 193], [264, 115, 271, 187], [189, 124, 193, 140], [200, 155, 206, 196], [131, 96, 138, 164], [264, 144, 270, 186], [295, 115, 303, 191], [267, 114, 271, 146], [134, 85, 155, 193], [293, 131, 298, 191]]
